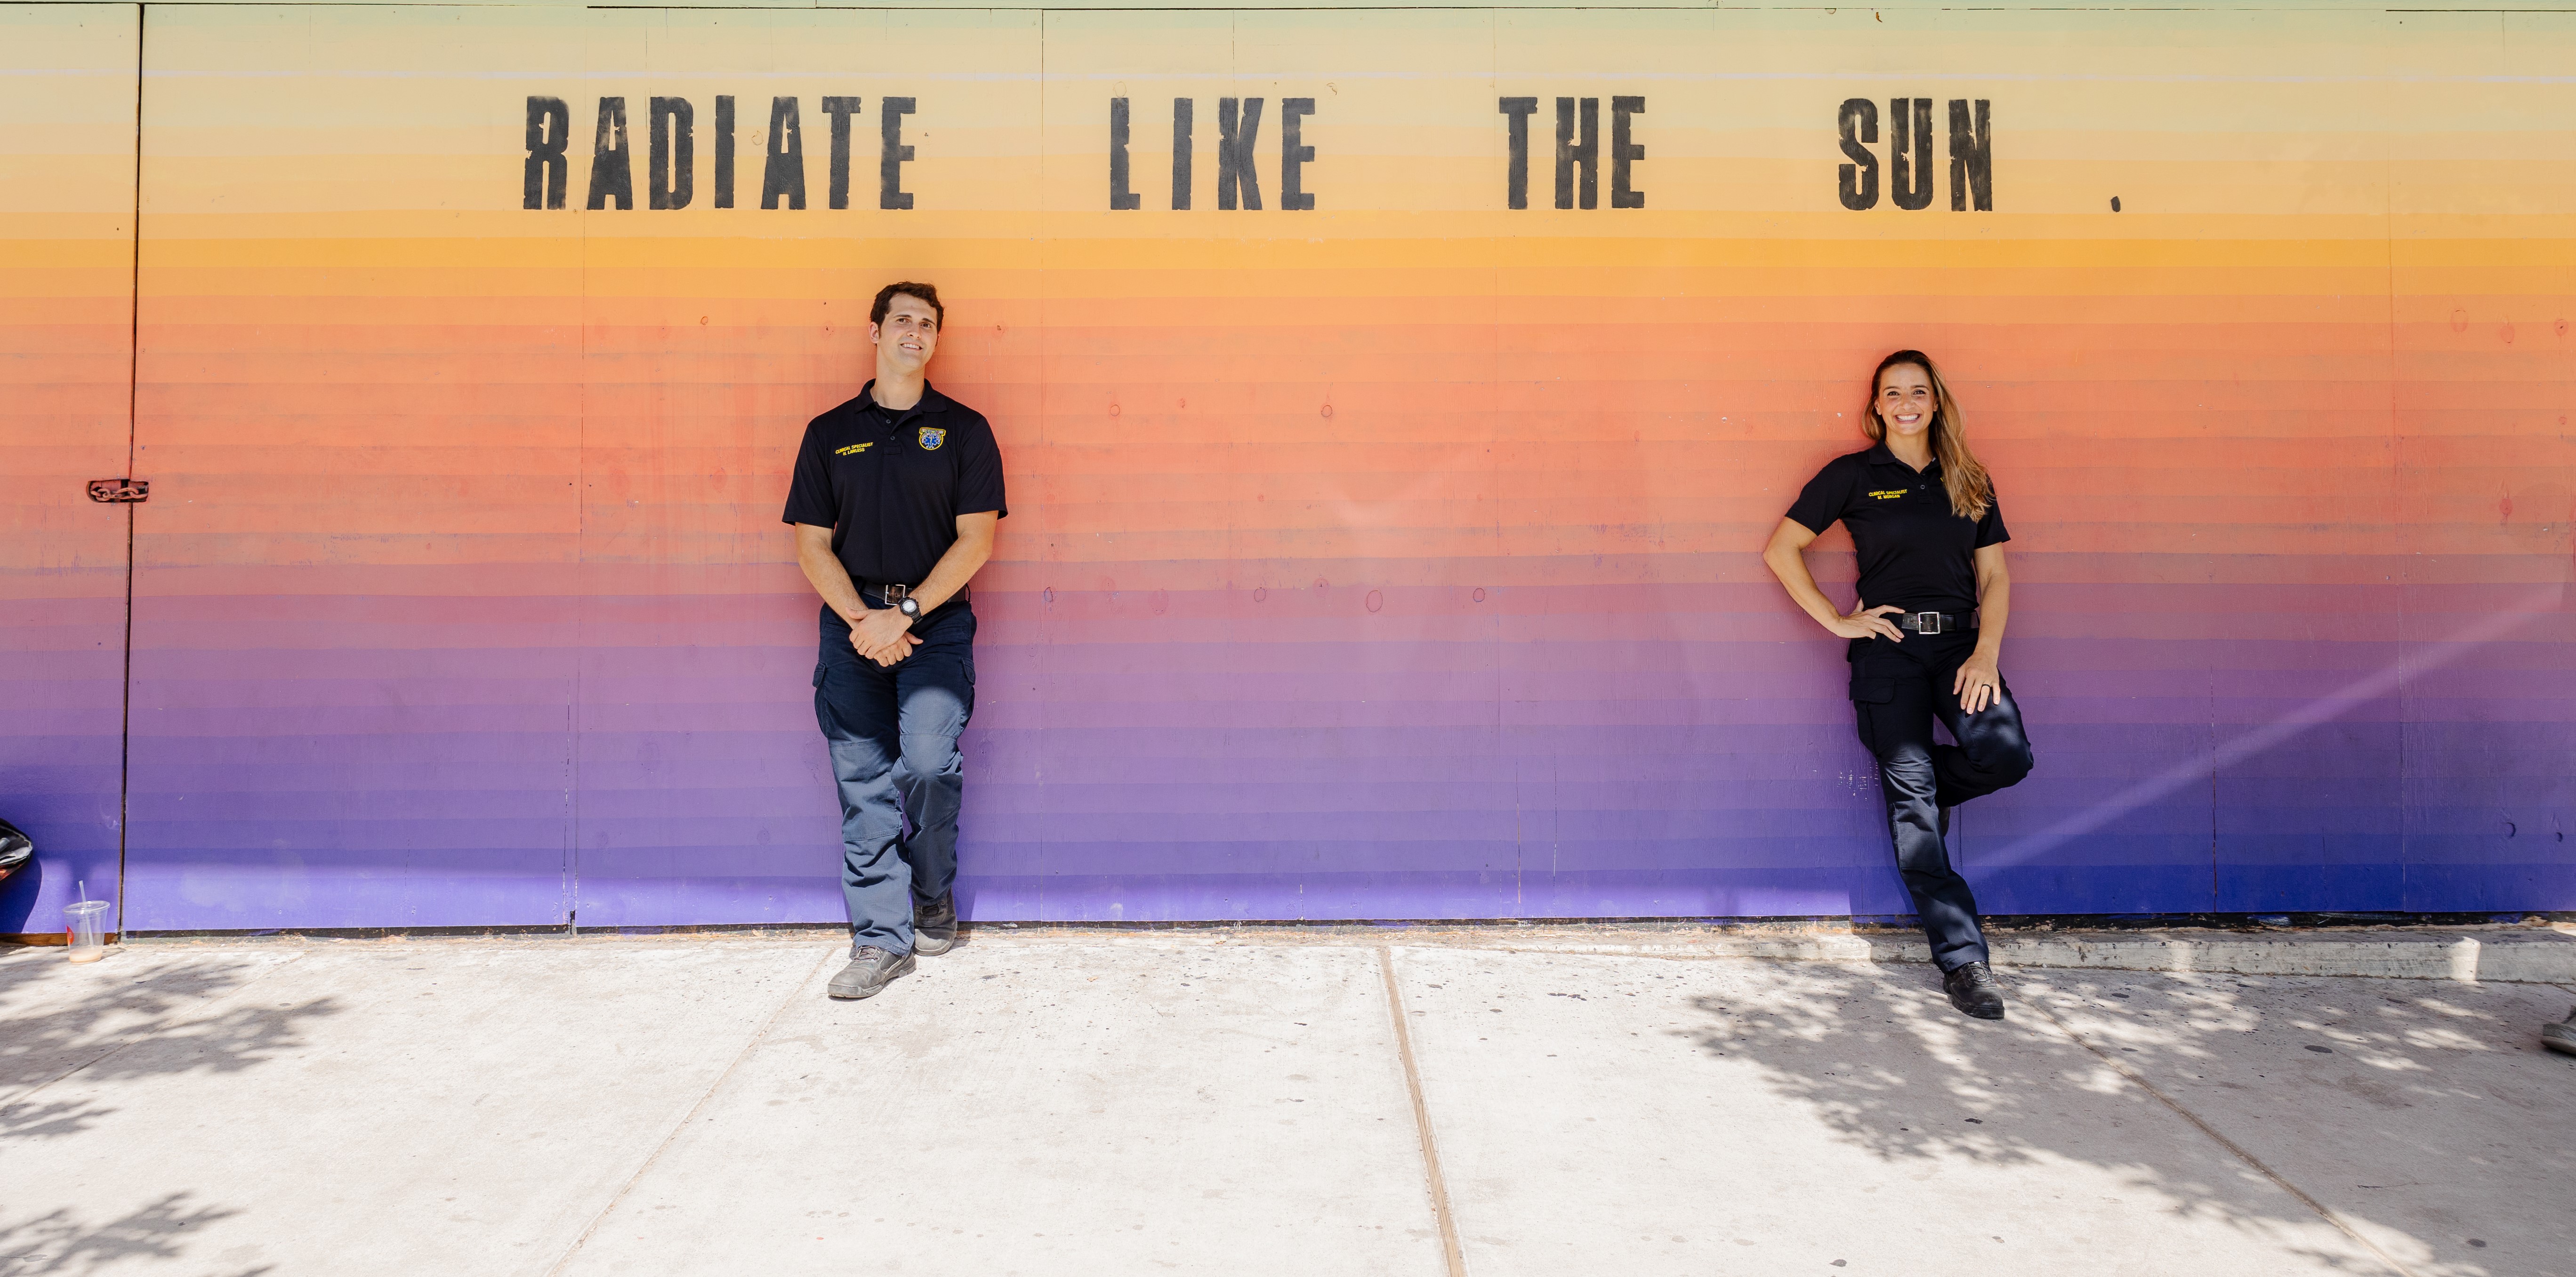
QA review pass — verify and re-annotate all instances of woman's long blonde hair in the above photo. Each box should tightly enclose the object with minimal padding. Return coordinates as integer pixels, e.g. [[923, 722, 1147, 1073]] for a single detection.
[[1861, 349, 1992, 520]]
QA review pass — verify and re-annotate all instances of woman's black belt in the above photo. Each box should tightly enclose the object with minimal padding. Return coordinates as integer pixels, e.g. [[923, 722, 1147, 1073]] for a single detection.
[[1896, 610, 1976, 634]]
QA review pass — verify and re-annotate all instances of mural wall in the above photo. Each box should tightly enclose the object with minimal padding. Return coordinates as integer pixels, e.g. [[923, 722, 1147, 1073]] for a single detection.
[[1, 5, 137, 936], [2, 3, 2570, 932]]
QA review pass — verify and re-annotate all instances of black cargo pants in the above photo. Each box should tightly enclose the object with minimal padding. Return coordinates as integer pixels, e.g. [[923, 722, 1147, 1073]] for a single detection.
[[1849, 631, 2036, 972]]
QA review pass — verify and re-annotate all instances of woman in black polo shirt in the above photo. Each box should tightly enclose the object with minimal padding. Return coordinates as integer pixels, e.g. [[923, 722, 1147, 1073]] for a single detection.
[[1761, 349, 2035, 1021]]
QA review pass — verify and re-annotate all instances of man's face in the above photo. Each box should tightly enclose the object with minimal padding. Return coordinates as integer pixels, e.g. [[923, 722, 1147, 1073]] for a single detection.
[[871, 294, 940, 371]]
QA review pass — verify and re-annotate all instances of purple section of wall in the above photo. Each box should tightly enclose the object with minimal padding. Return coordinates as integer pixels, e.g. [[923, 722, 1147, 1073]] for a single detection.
[[107, 577, 2576, 932], [0, 591, 129, 936], [121, 579, 578, 930]]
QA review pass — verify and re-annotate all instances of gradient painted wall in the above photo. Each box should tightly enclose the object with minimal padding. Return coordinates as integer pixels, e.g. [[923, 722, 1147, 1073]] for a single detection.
[[0, 5, 136, 936], [1, 3, 2569, 932]]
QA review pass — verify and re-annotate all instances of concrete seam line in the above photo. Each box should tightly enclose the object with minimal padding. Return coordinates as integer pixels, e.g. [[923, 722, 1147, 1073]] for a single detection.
[[1377, 946, 1468, 1277], [0, 948, 309, 1114], [2028, 996, 2423, 1277], [543, 946, 834, 1277]]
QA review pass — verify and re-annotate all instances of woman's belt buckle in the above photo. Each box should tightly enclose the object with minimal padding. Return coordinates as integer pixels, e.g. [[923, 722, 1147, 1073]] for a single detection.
[[1908, 610, 1945, 634]]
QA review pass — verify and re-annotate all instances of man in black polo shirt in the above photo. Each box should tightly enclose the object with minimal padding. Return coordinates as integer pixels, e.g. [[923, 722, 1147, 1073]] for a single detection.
[[783, 281, 1006, 1000]]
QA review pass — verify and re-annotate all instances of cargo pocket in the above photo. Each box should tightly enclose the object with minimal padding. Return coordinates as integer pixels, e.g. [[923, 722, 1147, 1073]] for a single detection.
[[1849, 676, 1896, 755]]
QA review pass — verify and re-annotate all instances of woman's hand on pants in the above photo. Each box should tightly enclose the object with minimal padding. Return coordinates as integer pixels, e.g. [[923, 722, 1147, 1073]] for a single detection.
[[1953, 650, 2004, 714]]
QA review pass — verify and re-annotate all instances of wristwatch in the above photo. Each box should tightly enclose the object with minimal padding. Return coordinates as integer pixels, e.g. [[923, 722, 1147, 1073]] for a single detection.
[[897, 595, 922, 622]]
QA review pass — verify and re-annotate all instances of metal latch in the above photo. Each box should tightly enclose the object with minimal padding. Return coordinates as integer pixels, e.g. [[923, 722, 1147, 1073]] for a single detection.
[[87, 479, 148, 503]]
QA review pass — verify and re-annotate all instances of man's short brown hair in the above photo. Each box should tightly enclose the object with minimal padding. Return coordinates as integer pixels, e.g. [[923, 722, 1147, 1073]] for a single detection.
[[870, 281, 943, 329]]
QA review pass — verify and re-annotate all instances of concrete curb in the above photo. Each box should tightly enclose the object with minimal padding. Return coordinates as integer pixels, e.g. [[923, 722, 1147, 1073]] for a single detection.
[[1437, 927, 2576, 984], [76, 921, 2576, 985]]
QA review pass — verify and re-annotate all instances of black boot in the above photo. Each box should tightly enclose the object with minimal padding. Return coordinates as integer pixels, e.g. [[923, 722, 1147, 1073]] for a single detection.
[[913, 893, 958, 956], [1943, 961, 2006, 1020]]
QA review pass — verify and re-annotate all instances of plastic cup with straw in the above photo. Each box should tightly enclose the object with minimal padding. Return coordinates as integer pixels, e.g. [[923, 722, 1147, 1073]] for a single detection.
[[64, 882, 110, 963]]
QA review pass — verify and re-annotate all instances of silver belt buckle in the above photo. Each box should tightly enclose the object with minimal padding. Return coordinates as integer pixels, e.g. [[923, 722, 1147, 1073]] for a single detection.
[[883, 583, 909, 609], [1913, 611, 1943, 635]]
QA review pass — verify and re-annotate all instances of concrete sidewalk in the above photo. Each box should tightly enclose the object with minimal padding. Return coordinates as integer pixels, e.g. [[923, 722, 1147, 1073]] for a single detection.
[[2, 930, 2570, 1277]]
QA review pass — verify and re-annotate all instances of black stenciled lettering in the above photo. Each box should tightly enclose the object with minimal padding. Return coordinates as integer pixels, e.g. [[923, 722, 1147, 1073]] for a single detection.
[[1890, 97, 1933, 211], [587, 97, 633, 211], [821, 96, 863, 210], [524, 96, 569, 210], [763, 96, 805, 210], [714, 96, 737, 209], [880, 96, 916, 210], [1837, 98, 1879, 211], [1554, 96, 1597, 210], [1217, 97, 1264, 211], [1109, 98, 1141, 210], [1497, 97, 1537, 210], [1948, 98, 1992, 211], [1280, 97, 1316, 211], [1610, 96, 1645, 209], [1171, 98, 1193, 210], [649, 97, 693, 210]]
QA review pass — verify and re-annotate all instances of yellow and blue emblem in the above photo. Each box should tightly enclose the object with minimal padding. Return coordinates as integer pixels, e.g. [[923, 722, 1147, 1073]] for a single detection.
[[917, 426, 946, 451]]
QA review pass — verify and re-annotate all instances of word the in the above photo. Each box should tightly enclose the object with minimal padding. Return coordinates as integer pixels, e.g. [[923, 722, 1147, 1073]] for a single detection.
[[1499, 97, 1645, 209]]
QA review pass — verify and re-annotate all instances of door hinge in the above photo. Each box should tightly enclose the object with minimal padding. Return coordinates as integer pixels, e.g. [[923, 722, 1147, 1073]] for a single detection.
[[88, 479, 148, 503]]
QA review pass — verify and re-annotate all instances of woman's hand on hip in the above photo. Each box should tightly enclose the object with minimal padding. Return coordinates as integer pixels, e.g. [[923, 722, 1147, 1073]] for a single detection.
[[1953, 651, 2004, 714], [1827, 602, 1906, 643]]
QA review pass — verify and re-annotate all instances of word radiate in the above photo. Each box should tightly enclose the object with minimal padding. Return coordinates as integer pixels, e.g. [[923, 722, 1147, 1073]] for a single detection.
[[523, 95, 921, 211]]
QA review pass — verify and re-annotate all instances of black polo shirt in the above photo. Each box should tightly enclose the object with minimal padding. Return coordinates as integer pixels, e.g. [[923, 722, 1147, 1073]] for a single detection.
[[781, 380, 1007, 589], [1784, 443, 2007, 616]]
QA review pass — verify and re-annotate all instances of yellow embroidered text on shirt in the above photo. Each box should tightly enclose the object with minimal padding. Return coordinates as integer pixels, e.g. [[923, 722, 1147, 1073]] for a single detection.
[[1867, 489, 1907, 500], [834, 442, 875, 457]]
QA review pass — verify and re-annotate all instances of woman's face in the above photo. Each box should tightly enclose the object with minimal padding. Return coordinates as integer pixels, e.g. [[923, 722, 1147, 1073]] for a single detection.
[[1875, 364, 1935, 442]]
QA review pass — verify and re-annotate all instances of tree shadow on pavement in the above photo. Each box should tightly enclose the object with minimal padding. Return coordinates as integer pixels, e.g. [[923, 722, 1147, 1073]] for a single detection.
[[0, 1192, 273, 1277], [0, 953, 340, 1143], [1672, 960, 2519, 1277]]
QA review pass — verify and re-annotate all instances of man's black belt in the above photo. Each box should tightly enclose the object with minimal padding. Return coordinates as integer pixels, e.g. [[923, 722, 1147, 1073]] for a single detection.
[[858, 581, 968, 610], [1895, 610, 1976, 635]]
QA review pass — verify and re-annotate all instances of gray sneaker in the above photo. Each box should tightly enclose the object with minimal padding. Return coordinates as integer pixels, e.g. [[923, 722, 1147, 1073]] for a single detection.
[[828, 945, 915, 1000], [913, 894, 958, 956], [2545, 1007, 2576, 1057]]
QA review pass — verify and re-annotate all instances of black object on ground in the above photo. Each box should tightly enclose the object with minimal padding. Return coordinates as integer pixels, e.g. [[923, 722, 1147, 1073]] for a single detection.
[[0, 818, 31, 888], [2544, 1008, 2576, 1058]]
